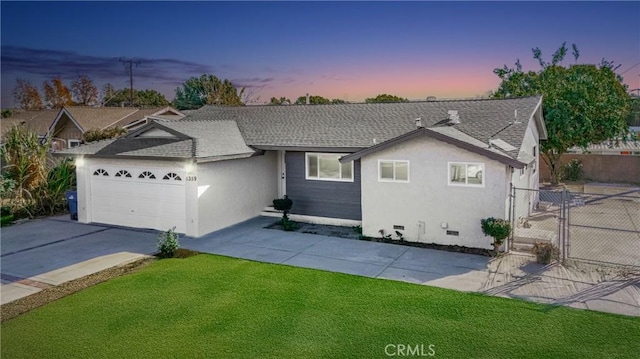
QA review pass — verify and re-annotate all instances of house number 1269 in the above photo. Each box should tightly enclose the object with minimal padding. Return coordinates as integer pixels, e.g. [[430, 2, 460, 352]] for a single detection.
[[186, 176, 197, 181]]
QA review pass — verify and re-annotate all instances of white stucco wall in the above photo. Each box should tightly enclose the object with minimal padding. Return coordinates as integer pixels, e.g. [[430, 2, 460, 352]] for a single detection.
[[196, 151, 278, 236], [360, 136, 511, 249], [510, 118, 541, 220]]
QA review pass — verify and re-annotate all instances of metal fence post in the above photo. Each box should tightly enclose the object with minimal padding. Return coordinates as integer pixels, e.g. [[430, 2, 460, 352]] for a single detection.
[[508, 184, 514, 252]]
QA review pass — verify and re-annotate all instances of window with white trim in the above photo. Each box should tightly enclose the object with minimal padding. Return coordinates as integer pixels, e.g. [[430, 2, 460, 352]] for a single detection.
[[378, 160, 409, 182], [68, 139, 81, 148], [532, 146, 537, 174], [448, 162, 484, 186], [305, 153, 353, 182], [93, 169, 109, 176]]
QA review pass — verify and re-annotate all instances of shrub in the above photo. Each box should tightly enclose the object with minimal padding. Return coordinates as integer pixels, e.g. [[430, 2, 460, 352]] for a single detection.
[[82, 126, 126, 143], [157, 227, 180, 258], [480, 217, 511, 255], [273, 195, 296, 230], [0, 213, 13, 227], [532, 242, 560, 264], [561, 159, 583, 182]]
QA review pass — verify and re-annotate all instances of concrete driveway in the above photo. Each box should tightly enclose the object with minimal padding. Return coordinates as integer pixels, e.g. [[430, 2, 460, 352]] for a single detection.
[[1, 215, 638, 317], [1, 215, 157, 304]]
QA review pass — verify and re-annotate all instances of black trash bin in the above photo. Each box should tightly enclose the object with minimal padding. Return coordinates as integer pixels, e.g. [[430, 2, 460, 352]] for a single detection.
[[65, 190, 78, 220]]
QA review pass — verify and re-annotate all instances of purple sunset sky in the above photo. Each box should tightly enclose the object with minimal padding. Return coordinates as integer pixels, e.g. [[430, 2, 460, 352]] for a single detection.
[[1, 1, 639, 106]]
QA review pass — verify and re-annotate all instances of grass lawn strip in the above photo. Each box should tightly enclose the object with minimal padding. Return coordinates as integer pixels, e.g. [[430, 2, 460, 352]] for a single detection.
[[2, 254, 639, 358]]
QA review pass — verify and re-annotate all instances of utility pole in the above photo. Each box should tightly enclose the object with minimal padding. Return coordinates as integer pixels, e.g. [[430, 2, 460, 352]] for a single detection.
[[119, 59, 140, 106]]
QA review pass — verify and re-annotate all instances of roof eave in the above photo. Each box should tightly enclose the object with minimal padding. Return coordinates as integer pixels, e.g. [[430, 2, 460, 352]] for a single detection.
[[254, 145, 366, 152], [341, 127, 525, 169]]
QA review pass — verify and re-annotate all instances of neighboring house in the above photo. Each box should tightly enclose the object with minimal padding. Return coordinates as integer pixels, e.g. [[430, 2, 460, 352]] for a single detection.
[[0, 109, 60, 141], [59, 96, 545, 249], [48, 106, 184, 150]]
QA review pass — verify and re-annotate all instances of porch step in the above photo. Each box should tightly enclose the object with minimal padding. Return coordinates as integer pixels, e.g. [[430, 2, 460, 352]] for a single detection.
[[512, 228, 557, 244], [261, 206, 282, 218], [511, 242, 536, 254]]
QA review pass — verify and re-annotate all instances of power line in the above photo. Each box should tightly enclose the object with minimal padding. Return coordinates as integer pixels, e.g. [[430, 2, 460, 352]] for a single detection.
[[620, 62, 640, 75], [119, 58, 141, 106]]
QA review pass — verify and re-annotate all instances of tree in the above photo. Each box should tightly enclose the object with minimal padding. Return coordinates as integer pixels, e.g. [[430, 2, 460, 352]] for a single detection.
[[101, 83, 117, 106], [103, 88, 169, 107], [294, 95, 331, 105], [72, 75, 99, 106], [493, 43, 631, 183], [136, 89, 169, 107], [43, 77, 73, 109], [173, 74, 245, 110], [269, 97, 291, 105], [0, 124, 49, 207], [12, 79, 43, 110], [365, 94, 408, 103], [627, 97, 640, 127], [2, 109, 14, 118]]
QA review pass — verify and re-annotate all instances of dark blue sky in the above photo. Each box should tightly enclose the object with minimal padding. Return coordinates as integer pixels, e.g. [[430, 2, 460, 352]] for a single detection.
[[1, 1, 638, 105]]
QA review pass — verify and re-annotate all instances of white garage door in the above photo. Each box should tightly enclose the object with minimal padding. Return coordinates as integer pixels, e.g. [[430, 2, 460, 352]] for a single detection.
[[89, 166, 186, 233]]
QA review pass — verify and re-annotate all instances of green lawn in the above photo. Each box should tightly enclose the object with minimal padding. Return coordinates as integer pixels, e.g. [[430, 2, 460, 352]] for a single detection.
[[2, 254, 639, 359]]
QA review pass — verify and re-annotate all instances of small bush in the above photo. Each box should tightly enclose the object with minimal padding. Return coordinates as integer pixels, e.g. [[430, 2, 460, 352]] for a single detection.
[[157, 227, 180, 258], [480, 217, 511, 255], [82, 126, 127, 143], [561, 159, 583, 182], [273, 195, 293, 213], [532, 242, 560, 264], [1, 214, 14, 227]]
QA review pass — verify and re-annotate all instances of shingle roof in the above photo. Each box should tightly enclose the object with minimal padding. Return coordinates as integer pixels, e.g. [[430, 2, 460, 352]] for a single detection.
[[58, 96, 543, 164], [1, 109, 60, 137], [156, 120, 254, 159], [62, 106, 184, 131], [56, 119, 255, 161], [186, 96, 543, 153], [64, 107, 140, 131]]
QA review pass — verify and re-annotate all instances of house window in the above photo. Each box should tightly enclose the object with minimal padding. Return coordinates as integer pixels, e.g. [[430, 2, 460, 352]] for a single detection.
[[68, 139, 81, 148], [163, 172, 182, 181], [520, 167, 526, 178], [93, 169, 109, 176], [305, 153, 353, 182], [379, 160, 409, 182], [138, 171, 156, 179], [448, 162, 484, 187], [115, 170, 132, 178]]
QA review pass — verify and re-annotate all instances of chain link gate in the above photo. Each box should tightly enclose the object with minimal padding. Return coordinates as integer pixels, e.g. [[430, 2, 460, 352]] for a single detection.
[[509, 185, 639, 268]]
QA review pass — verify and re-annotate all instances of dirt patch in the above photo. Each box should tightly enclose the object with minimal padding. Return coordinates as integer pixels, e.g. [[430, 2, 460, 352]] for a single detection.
[[266, 221, 492, 257], [1, 258, 155, 323]]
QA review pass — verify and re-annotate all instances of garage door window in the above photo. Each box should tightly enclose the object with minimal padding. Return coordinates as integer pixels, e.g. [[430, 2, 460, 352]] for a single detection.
[[93, 169, 109, 176], [139, 171, 156, 179], [163, 172, 182, 181], [115, 170, 132, 178]]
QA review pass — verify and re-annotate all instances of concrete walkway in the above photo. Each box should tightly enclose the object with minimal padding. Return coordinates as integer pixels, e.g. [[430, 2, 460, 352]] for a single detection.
[[182, 217, 640, 317]]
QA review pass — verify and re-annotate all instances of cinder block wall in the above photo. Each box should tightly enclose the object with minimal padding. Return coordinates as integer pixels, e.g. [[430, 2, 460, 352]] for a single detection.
[[539, 154, 640, 184]]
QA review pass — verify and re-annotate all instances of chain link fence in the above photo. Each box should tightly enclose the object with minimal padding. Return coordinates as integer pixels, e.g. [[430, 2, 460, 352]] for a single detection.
[[566, 189, 640, 266], [510, 186, 640, 268]]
